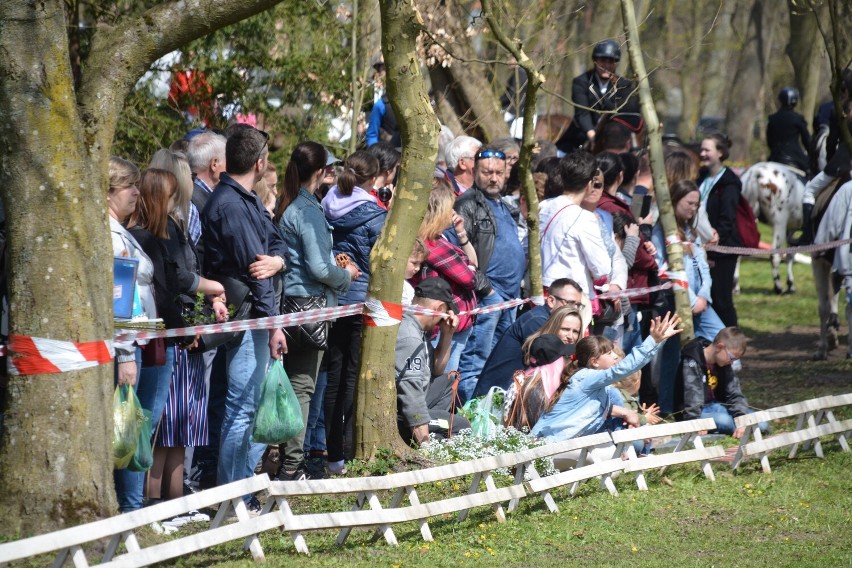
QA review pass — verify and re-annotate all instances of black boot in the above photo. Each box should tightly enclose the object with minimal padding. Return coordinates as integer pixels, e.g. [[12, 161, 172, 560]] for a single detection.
[[793, 203, 814, 246]]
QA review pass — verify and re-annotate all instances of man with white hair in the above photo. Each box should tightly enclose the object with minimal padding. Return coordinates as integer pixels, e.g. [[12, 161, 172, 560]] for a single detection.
[[187, 130, 227, 241], [446, 135, 481, 195]]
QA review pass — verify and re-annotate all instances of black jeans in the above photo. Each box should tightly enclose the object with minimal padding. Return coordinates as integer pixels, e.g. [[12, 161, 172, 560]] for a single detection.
[[323, 314, 362, 463], [710, 255, 739, 328]]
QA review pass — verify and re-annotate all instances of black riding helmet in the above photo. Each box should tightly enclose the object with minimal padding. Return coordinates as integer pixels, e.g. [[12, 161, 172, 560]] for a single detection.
[[778, 87, 799, 108], [592, 39, 621, 62]]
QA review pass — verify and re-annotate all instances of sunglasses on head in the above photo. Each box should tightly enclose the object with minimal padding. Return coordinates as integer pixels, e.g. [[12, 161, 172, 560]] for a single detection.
[[253, 129, 270, 163], [475, 149, 506, 161]]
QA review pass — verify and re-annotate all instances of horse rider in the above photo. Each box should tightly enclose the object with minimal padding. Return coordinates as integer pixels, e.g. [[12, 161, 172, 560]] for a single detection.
[[766, 87, 811, 179], [556, 39, 640, 155]]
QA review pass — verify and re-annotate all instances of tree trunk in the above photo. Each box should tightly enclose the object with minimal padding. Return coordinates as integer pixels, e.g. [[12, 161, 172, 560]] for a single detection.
[[620, 0, 694, 342], [354, 0, 440, 461], [677, 7, 705, 141], [700, 0, 738, 121], [786, 0, 824, 127], [481, 0, 544, 299], [422, 0, 509, 141], [725, 0, 778, 163], [0, 0, 285, 537]]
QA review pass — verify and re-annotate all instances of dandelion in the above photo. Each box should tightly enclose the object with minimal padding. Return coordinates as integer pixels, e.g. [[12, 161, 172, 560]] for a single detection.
[[744, 483, 752, 489], [480, 534, 486, 540], [479, 523, 485, 528], [631, 545, 638, 553], [453, 483, 461, 491], [465, 552, 471, 558]]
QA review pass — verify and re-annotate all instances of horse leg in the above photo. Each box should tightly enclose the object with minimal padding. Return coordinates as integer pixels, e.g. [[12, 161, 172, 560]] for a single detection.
[[812, 257, 832, 360], [772, 221, 784, 294], [733, 257, 741, 295], [785, 252, 796, 294]]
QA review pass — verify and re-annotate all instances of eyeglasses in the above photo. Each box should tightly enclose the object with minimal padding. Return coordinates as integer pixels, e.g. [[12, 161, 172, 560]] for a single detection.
[[723, 346, 739, 363], [475, 149, 506, 161], [550, 294, 585, 311], [253, 129, 270, 164], [506, 154, 520, 165], [592, 180, 604, 190]]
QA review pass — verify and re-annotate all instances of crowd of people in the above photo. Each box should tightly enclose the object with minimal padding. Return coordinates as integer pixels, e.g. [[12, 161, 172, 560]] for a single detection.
[[107, 39, 852, 517]]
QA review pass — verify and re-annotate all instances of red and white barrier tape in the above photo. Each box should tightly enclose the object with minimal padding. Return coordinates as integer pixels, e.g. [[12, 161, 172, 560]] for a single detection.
[[704, 237, 852, 257], [596, 281, 674, 300], [7, 335, 114, 376], [364, 297, 404, 327], [115, 304, 364, 342]]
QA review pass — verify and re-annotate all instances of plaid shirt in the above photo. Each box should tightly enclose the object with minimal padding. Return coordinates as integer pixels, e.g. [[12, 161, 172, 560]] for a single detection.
[[411, 236, 478, 331]]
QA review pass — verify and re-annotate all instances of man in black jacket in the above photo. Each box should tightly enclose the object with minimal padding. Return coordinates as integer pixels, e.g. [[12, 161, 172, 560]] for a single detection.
[[448, 148, 525, 403], [556, 39, 639, 154]]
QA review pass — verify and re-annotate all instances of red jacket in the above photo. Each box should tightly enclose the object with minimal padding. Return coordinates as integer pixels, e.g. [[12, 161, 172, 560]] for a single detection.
[[597, 192, 658, 306]]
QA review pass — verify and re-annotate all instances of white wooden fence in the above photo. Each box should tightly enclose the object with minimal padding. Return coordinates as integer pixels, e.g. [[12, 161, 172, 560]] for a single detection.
[[1, 392, 849, 567]]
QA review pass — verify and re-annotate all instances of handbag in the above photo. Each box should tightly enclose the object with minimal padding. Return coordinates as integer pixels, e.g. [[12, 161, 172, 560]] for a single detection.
[[140, 337, 166, 367], [193, 274, 252, 352], [282, 295, 329, 351]]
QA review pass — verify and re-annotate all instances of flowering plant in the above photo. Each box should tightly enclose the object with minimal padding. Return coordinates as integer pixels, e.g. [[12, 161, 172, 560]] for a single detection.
[[420, 426, 558, 479]]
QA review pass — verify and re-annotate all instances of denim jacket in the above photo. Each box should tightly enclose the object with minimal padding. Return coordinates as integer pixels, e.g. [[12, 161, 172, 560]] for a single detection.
[[531, 336, 662, 442], [278, 188, 351, 305]]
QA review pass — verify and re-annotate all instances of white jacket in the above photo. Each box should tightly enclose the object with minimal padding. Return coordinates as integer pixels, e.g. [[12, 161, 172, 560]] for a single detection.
[[814, 179, 852, 278], [540, 196, 612, 293]]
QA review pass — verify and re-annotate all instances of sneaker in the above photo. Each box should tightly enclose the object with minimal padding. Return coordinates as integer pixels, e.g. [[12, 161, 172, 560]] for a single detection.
[[227, 496, 263, 521], [326, 460, 348, 476], [276, 468, 307, 481], [303, 456, 327, 480]]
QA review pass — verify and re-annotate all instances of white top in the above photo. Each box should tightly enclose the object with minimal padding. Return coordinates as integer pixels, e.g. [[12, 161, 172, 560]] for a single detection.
[[401, 280, 415, 306], [539, 195, 612, 293]]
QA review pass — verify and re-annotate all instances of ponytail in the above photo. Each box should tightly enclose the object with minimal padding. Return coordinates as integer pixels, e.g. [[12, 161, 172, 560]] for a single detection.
[[273, 141, 327, 223], [337, 150, 380, 196]]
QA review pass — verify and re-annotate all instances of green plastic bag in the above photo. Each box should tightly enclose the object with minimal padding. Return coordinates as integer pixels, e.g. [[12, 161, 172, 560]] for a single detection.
[[462, 386, 505, 439], [251, 360, 304, 445], [113, 385, 140, 469], [128, 408, 153, 472]]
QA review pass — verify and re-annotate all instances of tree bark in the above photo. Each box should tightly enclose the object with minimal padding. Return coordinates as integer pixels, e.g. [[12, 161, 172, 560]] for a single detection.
[[354, 0, 440, 461], [725, 0, 779, 162], [480, 0, 544, 299], [700, 0, 738, 121], [422, 0, 509, 141], [677, 6, 705, 141], [786, 0, 824, 127], [0, 0, 284, 537], [620, 0, 694, 342]]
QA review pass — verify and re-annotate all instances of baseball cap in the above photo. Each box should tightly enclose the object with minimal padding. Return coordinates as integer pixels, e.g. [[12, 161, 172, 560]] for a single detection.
[[528, 334, 575, 366], [414, 277, 459, 314]]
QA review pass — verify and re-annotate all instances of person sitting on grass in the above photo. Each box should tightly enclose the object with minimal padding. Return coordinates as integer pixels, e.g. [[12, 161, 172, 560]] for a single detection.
[[395, 278, 471, 445], [607, 358, 663, 455], [531, 312, 682, 443], [674, 326, 768, 438]]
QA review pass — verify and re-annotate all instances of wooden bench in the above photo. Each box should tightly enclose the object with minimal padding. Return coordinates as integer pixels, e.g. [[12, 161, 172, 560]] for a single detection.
[[262, 452, 529, 554], [0, 474, 272, 567], [731, 393, 852, 473], [609, 418, 723, 490]]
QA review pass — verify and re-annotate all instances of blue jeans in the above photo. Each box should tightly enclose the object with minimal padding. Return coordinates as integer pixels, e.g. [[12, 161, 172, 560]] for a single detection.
[[218, 330, 270, 487], [621, 305, 643, 353], [114, 348, 145, 513], [701, 402, 769, 436], [135, 345, 176, 434], [456, 291, 516, 404], [431, 325, 473, 375], [693, 305, 726, 343], [304, 368, 328, 454]]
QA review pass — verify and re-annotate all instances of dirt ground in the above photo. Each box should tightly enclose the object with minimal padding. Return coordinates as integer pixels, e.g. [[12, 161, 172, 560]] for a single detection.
[[740, 325, 852, 409]]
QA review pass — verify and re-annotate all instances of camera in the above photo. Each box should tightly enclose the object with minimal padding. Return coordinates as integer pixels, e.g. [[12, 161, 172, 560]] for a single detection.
[[377, 186, 393, 204]]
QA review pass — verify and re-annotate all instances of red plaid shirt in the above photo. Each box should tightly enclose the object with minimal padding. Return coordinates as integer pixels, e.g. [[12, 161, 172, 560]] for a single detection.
[[410, 236, 478, 331]]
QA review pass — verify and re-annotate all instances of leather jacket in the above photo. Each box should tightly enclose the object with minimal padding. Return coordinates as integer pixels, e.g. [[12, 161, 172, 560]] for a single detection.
[[453, 185, 495, 297], [675, 337, 750, 422]]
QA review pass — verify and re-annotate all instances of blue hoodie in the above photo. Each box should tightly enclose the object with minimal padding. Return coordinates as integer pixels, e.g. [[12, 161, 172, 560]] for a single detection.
[[323, 185, 387, 305]]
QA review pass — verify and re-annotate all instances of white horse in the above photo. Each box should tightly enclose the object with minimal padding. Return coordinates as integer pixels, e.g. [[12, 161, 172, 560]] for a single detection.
[[812, 179, 852, 360], [740, 162, 805, 294]]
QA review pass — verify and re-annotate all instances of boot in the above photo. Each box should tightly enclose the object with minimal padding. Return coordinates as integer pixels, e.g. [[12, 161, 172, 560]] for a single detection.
[[793, 203, 814, 246]]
